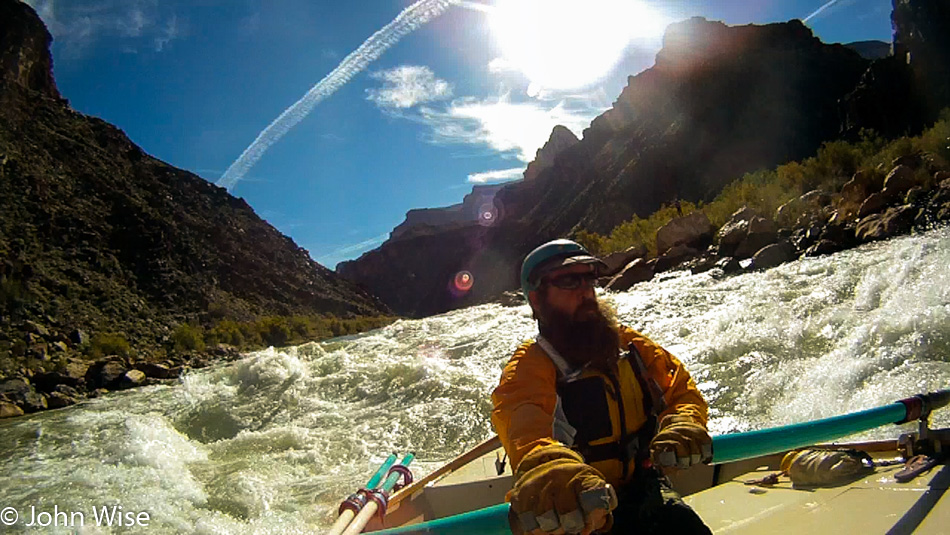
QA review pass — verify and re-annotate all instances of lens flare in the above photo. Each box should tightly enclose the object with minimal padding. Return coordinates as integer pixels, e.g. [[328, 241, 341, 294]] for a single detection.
[[477, 202, 498, 226], [454, 271, 474, 292]]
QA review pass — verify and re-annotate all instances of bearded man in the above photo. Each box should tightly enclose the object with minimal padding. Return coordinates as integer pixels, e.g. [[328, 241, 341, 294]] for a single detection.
[[491, 239, 713, 535]]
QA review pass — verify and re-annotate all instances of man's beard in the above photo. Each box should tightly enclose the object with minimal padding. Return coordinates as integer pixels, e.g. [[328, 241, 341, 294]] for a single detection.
[[538, 298, 621, 371]]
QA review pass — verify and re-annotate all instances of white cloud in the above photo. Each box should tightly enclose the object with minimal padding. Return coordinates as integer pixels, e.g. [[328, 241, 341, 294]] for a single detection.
[[218, 0, 460, 191], [488, 57, 516, 73], [367, 65, 453, 110], [467, 167, 525, 184], [24, 0, 182, 57], [418, 92, 606, 162]]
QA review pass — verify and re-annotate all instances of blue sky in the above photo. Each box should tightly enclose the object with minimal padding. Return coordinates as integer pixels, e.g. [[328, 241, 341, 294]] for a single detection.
[[26, 0, 895, 268]]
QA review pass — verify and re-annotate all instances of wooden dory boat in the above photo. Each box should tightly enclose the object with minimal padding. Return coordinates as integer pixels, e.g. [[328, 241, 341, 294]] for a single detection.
[[360, 390, 950, 534]]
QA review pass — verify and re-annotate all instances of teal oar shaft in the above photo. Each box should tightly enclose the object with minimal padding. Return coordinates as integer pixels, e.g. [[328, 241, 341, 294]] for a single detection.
[[371, 503, 510, 535], [341, 453, 415, 535], [712, 389, 949, 463], [367, 454, 399, 490], [328, 454, 400, 535], [381, 453, 415, 491], [368, 389, 949, 535]]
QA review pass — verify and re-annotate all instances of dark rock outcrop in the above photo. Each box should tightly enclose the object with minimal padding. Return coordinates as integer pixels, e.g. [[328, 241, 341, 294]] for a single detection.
[[601, 245, 647, 277], [0, 0, 59, 99], [523, 125, 579, 181], [389, 184, 505, 242], [0, 0, 390, 359], [750, 240, 796, 270], [843, 0, 950, 137], [605, 258, 654, 292], [844, 41, 891, 60], [656, 212, 715, 254]]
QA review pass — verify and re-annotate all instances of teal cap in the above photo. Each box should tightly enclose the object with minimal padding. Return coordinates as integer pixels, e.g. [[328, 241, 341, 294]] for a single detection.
[[520, 239, 605, 301]]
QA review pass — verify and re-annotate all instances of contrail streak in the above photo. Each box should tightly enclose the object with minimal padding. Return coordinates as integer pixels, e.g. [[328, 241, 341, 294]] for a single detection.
[[803, 0, 840, 22], [218, 0, 461, 191]]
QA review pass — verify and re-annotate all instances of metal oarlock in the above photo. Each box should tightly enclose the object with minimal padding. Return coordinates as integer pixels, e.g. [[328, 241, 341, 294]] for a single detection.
[[389, 464, 414, 492], [365, 488, 390, 521], [337, 489, 370, 516]]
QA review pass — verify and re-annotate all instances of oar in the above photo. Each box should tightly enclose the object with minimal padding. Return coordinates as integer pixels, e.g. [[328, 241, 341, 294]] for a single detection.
[[327, 453, 398, 535], [713, 389, 949, 463], [342, 453, 415, 535], [368, 389, 950, 535]]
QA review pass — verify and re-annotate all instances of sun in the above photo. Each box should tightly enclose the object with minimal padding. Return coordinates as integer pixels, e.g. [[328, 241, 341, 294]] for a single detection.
[[489, 0, 670, 91]]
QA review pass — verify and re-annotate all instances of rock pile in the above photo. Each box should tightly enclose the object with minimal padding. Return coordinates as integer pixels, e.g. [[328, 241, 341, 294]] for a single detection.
[[603, 158, 950, 292], [0, 318, 243, 418]]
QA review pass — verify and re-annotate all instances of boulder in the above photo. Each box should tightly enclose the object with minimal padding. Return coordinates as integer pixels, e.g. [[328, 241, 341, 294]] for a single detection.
[[882, 165, 918, 198], [656, 212, 715, 255], [496, 290, 524, 307], [734, 217, 779, 259], [24, 320, 50, 337], [715, 218, 749, 258], [0, 377, 31, 401], [655, 244, 700, 273], [46, 391, 78, 409], [775, 190, 831, 224], [134, 362, 175, 379], [805, 239, 844, 257], [776, 190, 831, 226], [0, 401, 24, 419], [750, 240, 796, 270], [936, 171, 950, 187], [840, 170, 885, 217], [714, 257, 742, 274], [32, 371, 77, 392], [855, 205, 917, 242], [119, 369, 147, 389], [600, 245, 647, 276], [606, 258, 655, 291], [18, 390, 47, 413], [27, 343, 47, 360], [904, 186, 928, 206], [69, 329, 88, 346], [688, 255, 720, 275], [50, 341, 68, 353], [857, 192, 889, 218], [85, 361, 127, 389]]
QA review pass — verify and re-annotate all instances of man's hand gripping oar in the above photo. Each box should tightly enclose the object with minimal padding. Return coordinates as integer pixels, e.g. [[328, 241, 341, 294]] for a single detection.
[[650, 414, 714, 471], [508, 445, 618, 535]]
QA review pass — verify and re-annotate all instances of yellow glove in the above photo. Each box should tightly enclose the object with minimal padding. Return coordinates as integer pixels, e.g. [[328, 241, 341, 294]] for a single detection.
[[508, 444, 618, 535], [650, 414, 713, 469]]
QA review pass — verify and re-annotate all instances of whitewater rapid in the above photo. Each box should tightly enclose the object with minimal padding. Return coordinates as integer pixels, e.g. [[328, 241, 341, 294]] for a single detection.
[[1, 226, 949, 533]]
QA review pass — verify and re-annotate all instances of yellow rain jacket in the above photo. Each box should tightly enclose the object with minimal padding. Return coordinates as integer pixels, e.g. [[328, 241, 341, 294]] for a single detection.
[[491, 325, 708, 487]]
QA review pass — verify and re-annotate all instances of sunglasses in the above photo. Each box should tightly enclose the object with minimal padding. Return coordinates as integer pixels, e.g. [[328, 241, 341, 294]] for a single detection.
[[543, 272, 598, 290]]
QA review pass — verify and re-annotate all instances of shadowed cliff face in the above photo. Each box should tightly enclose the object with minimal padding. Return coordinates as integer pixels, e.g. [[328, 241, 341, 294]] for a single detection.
[[339, 18, 876, 318], [0, 0, 59, 99], [338, 2, 949, 319], [0, 0, 389, 345]]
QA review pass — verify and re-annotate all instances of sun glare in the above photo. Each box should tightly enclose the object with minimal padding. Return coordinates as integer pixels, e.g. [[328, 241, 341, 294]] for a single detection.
[[489, 0, 669, 91]]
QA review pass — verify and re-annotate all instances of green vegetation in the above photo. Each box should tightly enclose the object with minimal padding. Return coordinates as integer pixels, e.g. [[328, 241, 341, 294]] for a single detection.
[[172, 323, 205, 352], [574, 112, 950, 256], [575, 201, 699, 257], [89, 333, 132, 358]]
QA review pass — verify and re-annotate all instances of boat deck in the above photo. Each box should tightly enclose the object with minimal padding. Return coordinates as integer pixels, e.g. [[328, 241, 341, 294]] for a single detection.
[[685, 451, 950, 534], [368, 440, 949, 533]]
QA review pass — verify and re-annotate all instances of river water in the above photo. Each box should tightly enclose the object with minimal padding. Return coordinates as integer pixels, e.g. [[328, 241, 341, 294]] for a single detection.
[[2, 227, 949, 533]]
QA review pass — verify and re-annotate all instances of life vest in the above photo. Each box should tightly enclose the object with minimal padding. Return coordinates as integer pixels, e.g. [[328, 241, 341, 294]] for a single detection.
[[539, 337, 668, 484]]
